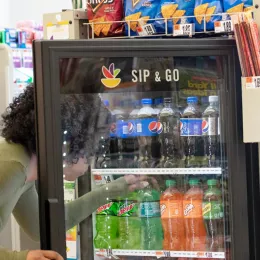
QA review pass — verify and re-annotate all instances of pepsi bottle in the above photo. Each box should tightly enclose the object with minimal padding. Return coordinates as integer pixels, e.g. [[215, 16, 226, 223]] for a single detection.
[[158, 97, 181, 168], [201, 96, 219, 167], [137, 98, 158, 168], [154, 97, 163, 115], [180, 96, 204, 167]]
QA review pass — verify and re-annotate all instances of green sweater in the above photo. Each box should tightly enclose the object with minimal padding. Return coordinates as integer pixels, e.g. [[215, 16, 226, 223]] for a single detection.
[[0, 137, 128, 259]]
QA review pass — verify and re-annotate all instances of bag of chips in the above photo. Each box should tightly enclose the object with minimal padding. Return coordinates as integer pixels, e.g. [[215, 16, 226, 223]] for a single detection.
[[124, 0, 160, 36], [154, 0, 195, 34], [194, 0, 223, 31], [223, 0, 253, 13], [87, 0, 124, 38]]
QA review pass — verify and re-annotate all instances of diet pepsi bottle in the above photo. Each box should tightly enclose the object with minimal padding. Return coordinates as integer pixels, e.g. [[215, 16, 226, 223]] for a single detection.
[[137, 98, 158, 168], [158, 97, 182, 168], [154, 97, 163, 115], [202, 96, 220, 167], [180, 96, 204, 167]]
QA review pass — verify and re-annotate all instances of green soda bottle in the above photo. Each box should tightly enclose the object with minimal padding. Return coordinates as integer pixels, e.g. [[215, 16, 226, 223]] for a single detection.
[[94, 200, 119, 249], [117, 192, 141, 249], [139, 186, 163, 250]]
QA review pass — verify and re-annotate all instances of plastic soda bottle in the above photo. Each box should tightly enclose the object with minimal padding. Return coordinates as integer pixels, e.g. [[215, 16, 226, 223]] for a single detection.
[[158, 97, 182, 168], [183, 179, 207, 251], [202, 96, 220, 167], [94, 200, 119, 249], [180, 97, 204, 167], [160, 179, 185, 251], [139, 186, 163, 250], [117, 192, 141, 249], [203, 179, 224, 251], [137, 98, 158, 168]]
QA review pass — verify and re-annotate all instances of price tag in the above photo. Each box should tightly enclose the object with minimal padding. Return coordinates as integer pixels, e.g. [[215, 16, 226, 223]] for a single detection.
[[94, 174, 113, 185], [245, 76, 260, 88], [173, 24, 194, 36], [137, 24, 156, 36], [214, 20, 233, 33]]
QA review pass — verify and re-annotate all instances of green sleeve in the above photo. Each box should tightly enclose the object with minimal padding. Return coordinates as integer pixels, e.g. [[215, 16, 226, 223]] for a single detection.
[[65, 177, 128, 230], [0, 248, 28, 260]]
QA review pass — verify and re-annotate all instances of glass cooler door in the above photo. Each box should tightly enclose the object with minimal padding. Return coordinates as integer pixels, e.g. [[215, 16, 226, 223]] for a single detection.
[[34, 39, 253, 260]]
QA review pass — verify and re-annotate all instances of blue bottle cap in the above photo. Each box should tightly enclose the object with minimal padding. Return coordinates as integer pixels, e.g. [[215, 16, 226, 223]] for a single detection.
[[103, 100, 110, 107], [187, 96, 198, 103], [142, 98, 152, 105], [134, 100, 141, 107], [154, 97, 163, 105]]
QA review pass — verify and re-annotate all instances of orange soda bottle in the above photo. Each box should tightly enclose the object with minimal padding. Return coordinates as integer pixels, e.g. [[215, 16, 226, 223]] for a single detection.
[[160, 179, 185, 251], [183, 179, 207, 251]]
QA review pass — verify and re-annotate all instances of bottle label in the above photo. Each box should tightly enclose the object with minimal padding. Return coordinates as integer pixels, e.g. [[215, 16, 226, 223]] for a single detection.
[[160, 200, 183, 219], [136, 118, 158, 137], [118, 202, 138, 217], [180, 118, 202, 136], [109, 122, 117, 138], [183, 200, 203, 218], [139, 201, 160, 217], [202, 117, 217, 136], [117, 120, 139, 138], [203, 201, 224, 219], [96, 202, 118, 216]]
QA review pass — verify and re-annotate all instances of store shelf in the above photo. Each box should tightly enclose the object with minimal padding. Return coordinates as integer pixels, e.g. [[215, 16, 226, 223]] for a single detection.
[[95, 249, 225, 258], [92, 167, 222, 175]]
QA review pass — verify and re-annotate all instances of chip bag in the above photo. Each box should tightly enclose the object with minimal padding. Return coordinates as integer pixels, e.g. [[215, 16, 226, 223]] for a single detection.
[[124, 0, 160, 36], [194, 0, 223, 31], [154, 0, 195, 34], [87, 0, 124, 38], [223, 0, 253, 13]]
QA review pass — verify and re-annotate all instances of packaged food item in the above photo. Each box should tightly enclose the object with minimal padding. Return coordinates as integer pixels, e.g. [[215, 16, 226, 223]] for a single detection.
[[87, 0, 124, 38], [194, 0, 223, 31], [154, 0, 195, 34], [124, 0, 160, 36], [223, 0, 253, 13]]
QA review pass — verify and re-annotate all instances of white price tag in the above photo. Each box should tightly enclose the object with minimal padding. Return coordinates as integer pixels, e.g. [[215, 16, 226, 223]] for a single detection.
[[245, 77, 260, 88], [94, 174, 113, 185], [173, 24, 194, 36], [214, 20, 233, 33], [137, 24, 156, 36]]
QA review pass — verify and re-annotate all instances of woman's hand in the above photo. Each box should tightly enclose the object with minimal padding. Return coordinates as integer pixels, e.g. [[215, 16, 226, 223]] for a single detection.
[[26, 250, 63, 260], [124, 175, 159, 191]]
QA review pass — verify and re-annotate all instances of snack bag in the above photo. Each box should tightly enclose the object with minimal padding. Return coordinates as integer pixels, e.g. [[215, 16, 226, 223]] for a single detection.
[[87, 0, 124, 38], [124, 0, 160, 36], [223, 0, 253, 13], [194, 0, 223, 31], [154, 0, 195, 34]]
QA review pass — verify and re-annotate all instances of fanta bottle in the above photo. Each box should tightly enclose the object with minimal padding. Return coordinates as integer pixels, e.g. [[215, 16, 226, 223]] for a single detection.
[[160, 179, 185, 251], [183, 179, 207, 251]]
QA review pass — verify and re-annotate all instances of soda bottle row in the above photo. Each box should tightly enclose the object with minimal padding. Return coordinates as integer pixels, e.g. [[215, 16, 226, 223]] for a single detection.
[[96, 96, 221, 169], [94, 178, 224, 254]]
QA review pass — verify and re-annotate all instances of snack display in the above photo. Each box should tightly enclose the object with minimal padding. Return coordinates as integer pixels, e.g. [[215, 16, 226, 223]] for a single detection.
[[87, 0, 124, 37], [223, 0, 253, 13]]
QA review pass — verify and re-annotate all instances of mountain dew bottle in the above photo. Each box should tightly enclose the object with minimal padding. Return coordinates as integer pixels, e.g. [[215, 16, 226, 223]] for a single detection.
[[118, 192, 141, 249], [139, 186, 163, 250], [94, 200, 119, 249]]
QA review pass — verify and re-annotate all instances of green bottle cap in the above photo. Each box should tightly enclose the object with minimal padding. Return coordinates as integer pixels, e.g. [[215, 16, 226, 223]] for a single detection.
[[207, 179, 218, 186], [166, 180, 176, 187], [189, 179, 199, 186]]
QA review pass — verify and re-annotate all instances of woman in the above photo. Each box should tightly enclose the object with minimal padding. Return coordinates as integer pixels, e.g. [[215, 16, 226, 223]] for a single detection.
[[0, 85, 148, 260]]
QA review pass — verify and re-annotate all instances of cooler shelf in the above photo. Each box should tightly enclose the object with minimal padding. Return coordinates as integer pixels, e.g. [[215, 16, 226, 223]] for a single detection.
[[95, 249, 225, 258], [91, 167, 222, 175]]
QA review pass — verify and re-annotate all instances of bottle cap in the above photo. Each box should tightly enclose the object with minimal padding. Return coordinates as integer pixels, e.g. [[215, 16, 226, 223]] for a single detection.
[[207, 179, 218, 186], [166, 179, 176, 187], [201, 96, 208, 104], [103, 100, 110, 107], [187, 96, 198, 103], [209, 96, 219, 103], [142, 98, 152, 105], [189, 179, 199, 185], [154, 97, 163, 105], [164, 97, 172, 104], [135, 100, 141, 107]]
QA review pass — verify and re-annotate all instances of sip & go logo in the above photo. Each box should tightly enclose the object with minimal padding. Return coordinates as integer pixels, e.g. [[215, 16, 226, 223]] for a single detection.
[[101, 63, 121, 88]]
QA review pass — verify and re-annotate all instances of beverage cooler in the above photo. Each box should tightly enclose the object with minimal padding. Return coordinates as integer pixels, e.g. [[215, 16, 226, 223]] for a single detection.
[[33, 38, 260, 260]]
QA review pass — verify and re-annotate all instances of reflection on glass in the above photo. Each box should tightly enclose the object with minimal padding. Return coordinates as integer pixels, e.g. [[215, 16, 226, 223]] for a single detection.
[[59, 56, 230, 260]]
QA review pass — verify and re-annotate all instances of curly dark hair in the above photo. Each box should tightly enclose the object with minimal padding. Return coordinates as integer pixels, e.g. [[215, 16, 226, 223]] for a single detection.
[[1, 84, 111, 164]]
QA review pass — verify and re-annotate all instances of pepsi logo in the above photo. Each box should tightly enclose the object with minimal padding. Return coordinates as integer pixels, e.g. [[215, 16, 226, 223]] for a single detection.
[[157, 122, 163, 134], [202, 120, 209, 133], [148, 121, 158, 133], [128, 122, 134, 134], [180, 121, 183, 131], [110, 123, 116, 134]]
